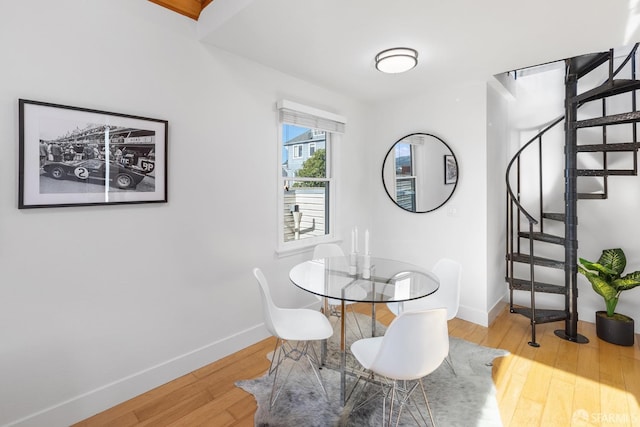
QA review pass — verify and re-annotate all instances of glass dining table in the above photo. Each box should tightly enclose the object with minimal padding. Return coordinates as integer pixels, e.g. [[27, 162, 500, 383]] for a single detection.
[[289, 255, 440, 402]]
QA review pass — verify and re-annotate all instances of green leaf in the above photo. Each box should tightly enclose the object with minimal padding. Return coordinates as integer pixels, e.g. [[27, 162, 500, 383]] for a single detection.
[[598, 248, 626, 276], [613, 271, 640, 291], [578, 266, 618, 300], [578, 257, 617, 276]]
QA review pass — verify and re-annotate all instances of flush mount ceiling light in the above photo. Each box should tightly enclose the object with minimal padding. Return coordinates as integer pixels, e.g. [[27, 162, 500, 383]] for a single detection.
[[375, 47, 418, 74]]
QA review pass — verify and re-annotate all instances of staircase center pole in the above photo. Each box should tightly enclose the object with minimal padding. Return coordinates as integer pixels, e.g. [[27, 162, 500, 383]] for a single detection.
[[555, 66, 589, 344]]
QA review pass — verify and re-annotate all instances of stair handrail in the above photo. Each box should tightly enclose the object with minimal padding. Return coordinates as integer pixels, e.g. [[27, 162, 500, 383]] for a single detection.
[[505, 115, 565, 225], [609, 43, 639, 82]]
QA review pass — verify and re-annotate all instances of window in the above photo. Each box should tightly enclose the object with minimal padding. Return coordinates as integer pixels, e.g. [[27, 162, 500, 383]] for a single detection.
[[394, 142, 417, 211], [292, 144, 303, 159], [277, 100, 346, 252]]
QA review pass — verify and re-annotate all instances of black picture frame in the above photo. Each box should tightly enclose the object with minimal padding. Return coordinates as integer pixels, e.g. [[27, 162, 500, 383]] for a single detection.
[[444, 154, 457, 185], [18, 99, 168, 208]]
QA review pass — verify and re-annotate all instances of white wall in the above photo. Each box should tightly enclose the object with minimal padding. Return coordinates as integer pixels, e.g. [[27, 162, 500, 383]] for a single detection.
[[486, 82, 511, 319], [367, 82, 491, 326], [0, 1, 369, 425]]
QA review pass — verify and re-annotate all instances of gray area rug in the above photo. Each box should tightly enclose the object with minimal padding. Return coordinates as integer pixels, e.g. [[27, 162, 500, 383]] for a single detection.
[[237, 315, 508, 426]]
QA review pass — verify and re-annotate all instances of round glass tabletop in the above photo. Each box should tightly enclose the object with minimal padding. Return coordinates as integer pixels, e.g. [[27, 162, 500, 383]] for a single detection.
[[289, 255, 439, 303]]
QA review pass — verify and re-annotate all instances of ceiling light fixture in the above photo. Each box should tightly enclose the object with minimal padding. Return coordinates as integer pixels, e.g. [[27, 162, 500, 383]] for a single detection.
[[375, 48, 418, 74]]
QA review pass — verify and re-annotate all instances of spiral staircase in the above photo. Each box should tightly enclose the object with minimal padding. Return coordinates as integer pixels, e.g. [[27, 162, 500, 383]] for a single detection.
[[505, 43, 640, 347]]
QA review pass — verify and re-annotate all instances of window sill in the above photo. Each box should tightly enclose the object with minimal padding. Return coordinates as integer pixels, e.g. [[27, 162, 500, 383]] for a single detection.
[[274, 237, 343, 258]]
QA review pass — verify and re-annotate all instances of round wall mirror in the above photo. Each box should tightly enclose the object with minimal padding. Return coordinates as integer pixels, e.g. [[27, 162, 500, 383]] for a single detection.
[[382, 132, 458, 213]]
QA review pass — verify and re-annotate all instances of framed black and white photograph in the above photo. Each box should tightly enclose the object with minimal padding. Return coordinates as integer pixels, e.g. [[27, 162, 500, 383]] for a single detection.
[[444, 154, 457, 185], [19, 99, 167, 208]]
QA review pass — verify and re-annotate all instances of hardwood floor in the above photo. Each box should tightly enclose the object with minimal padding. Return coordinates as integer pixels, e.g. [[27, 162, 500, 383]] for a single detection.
[[74, 304, 640, 427]]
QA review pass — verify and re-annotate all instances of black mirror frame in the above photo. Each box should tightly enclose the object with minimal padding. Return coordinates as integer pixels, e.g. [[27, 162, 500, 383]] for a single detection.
[[381, 132, 458, 213]]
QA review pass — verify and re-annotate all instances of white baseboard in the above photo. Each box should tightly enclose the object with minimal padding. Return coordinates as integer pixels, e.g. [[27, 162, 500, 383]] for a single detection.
[[4, 325, 269, 427], [456, 304, 490, 327], [488, 299, 508, 325], [455, 296, 508, 328]]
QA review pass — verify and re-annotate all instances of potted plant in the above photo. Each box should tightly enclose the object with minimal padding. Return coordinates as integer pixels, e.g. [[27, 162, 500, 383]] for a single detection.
[[578, 248, 640, 346]]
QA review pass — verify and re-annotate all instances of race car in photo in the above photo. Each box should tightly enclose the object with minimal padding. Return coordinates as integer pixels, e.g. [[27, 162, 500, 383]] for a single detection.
[[42, 158, 147, 189]]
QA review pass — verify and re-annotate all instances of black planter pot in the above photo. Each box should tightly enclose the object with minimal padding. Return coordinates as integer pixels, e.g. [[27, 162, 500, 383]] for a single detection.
[[595, 311, 635, 346]]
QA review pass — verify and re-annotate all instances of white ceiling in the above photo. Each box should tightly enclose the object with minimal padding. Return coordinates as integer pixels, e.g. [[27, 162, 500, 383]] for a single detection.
[[198, 0, 640, 103]]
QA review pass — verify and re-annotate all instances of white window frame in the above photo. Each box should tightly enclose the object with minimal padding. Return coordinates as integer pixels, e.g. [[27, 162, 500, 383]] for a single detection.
[[292, 144, 303, 159], [276, 100, 346, 255], [309, 142, 317, 157]]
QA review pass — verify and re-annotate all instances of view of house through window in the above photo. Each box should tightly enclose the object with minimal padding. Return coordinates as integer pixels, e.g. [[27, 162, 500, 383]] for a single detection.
[[394, 142, 416, 211], [281, 124, 330, 242]]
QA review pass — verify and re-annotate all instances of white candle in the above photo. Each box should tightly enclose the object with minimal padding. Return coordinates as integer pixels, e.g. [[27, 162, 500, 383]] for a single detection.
[[351, 228, 355, 253], [365, 229, 370, 255], [354, 227, 359, 253]]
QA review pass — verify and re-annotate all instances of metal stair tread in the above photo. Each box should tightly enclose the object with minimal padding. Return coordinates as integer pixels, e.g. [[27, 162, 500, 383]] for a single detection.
[[572, 79, 640, 104], [542, 212, 565, 222], [511, 307, 568, 324], [507, 252, 565, 269], [573, 111, 640, 129], [507, 277, 567, 294], [576, 142, 640, 152], [578, 193, 607, 199], [518, 231, 565, 245], [577, 169, 637, 176]]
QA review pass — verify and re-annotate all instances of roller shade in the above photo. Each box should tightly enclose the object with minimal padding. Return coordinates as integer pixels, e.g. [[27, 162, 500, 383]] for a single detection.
[[277, 100, 346, 134]]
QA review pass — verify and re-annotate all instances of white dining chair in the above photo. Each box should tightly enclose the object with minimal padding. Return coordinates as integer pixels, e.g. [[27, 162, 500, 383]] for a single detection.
[[386, 258, 461, 375], [349, 308, 449, 426], [312, 243, 364, 337], [386, 258, 462, 319], [253, 267, 334, 409]]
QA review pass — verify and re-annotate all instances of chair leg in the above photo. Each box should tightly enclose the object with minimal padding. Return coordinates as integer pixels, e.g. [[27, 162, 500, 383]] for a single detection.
[[267, 339, 328, 410], [327, 304, 364, 339], [347, 305, 364, 338], [268, 338, 283, 376], [383, 379, 436, 427], [387, 381, 396, 427], [346, 373, 436, 426], [343, 371, 385, 419], [305, 341, 328, 399], [417, 378, 436, 427], [269, 341, 297, 409], [444, 353, 456, 376]]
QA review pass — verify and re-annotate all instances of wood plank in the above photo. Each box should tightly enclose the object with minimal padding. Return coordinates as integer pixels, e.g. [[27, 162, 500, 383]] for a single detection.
[[72, 411, 139, 427], [226, 393, 258, 422], [540, 377, 574, 427], [573, 345, 601, 424], [598, 340, 632, 427], [192, 338, 275, 380], [511, 396, 544, 427], [136, 391, 213, 426], [133, 382, 211, 422], [497, 369, 527, 427], [148, 0, 205, 20], [72, 373, 200, 427], [166, 387, 248, 426], [622, 354, 640, 427]]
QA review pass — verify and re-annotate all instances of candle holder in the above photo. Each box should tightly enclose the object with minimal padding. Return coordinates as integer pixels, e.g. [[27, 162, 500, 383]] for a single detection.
[[362, 254, 371, 279], [349, 252, 357, 275]]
